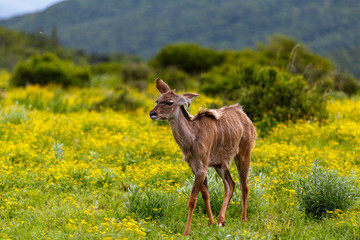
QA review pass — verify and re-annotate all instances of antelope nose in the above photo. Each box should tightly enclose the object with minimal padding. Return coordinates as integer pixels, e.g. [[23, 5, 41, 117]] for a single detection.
[[149, 111, 157, 119]]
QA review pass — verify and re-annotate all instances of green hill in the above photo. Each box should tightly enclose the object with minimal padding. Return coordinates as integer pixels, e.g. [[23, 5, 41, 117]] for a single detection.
[[0, 27, 88, 70], [327, 47, 360, 77], [1, 0, 359, 76]]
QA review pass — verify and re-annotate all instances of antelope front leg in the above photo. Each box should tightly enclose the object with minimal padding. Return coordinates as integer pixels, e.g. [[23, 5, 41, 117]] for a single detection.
[[184, 171, 207, 236], [201, 177, 215, 225]]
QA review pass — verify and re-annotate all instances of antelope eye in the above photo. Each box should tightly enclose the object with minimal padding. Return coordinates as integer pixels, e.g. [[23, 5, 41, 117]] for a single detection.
[[166, 101, 174, 105]]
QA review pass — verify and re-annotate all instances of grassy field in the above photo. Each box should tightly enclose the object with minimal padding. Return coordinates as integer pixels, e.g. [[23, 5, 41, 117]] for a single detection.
[[0, 85, 359, 239]]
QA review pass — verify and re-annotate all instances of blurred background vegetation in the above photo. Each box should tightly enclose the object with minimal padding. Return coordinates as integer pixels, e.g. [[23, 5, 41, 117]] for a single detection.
[[0, 0, 359, 134], [1, 0, 360, 77]]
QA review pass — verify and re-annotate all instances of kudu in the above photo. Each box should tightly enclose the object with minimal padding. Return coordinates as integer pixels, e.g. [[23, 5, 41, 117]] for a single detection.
[[149, 78, 256, 236]]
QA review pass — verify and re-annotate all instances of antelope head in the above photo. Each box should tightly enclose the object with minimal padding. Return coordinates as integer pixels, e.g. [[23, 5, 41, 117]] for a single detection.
[[149, 78, 199, 121]]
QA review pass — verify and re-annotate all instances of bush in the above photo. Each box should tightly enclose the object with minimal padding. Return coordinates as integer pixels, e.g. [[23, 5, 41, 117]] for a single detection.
[[154, 67, 195, 91], [10, 52, 91, 87], [12, 87, 73, 113], [0, 103, 28, 125], [333, 72, 360, 96], [200, 64, 328, 132], [92, 87, 146, 111], [122, 61, 152, 90], [177, 168, 224, 216], [92, 62, 122, 75], [151, 43, 225, 74], [294, 161, 359, 218], [125, 185, 174, 220], [90, 74, 123, 89], [257, 35, 335, 83]]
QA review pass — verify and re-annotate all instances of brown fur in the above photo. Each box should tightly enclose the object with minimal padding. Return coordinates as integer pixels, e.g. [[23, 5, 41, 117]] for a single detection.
[[192, 108, 223, 120], [149, 78, 257, 236]]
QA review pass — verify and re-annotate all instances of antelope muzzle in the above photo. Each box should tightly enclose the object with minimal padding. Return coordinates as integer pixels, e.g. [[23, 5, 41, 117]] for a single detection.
[[149, 110, 159, 120]]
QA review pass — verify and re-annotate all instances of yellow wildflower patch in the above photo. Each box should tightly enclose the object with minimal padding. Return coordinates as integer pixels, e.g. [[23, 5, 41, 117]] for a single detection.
[[0, 86, 359, 239]]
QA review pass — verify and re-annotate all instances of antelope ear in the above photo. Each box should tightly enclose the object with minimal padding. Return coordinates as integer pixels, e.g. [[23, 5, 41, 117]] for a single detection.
[[155, 78, 171, 94], [178, 93, 200, 107], [183, 93, 200, 100]]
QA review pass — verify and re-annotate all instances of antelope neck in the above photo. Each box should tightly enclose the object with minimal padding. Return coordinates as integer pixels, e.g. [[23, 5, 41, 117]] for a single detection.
[[168, 106, 196, 150], [180, 105, 193, 121]]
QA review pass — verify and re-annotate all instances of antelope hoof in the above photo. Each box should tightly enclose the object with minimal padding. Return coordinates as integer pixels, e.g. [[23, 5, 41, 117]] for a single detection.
[[217, 221, 225, 227]]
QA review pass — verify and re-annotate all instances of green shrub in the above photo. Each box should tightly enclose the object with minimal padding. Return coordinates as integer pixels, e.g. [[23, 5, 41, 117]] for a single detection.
[[257, 35, 335, 82], [294, 161, 359, 218], [154, 67, 196, 91], [0, 103, 28, 125], [92, 87, 145, 111], [52, 142, 65, 161], [10, 52, 91, 87], [333, 72, 360, 96], [91, 62, 124, 89], [200, 64, 328, 133], [13, 88, 72, 113], [122, 61, 152, 90], [151, 43, 225, 74], [90, 74, 123, 89], [92, 62, 122, 75], [175, 169, 224, 216], [244, 172, 269, 215], [125, 185, 174, 220]]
